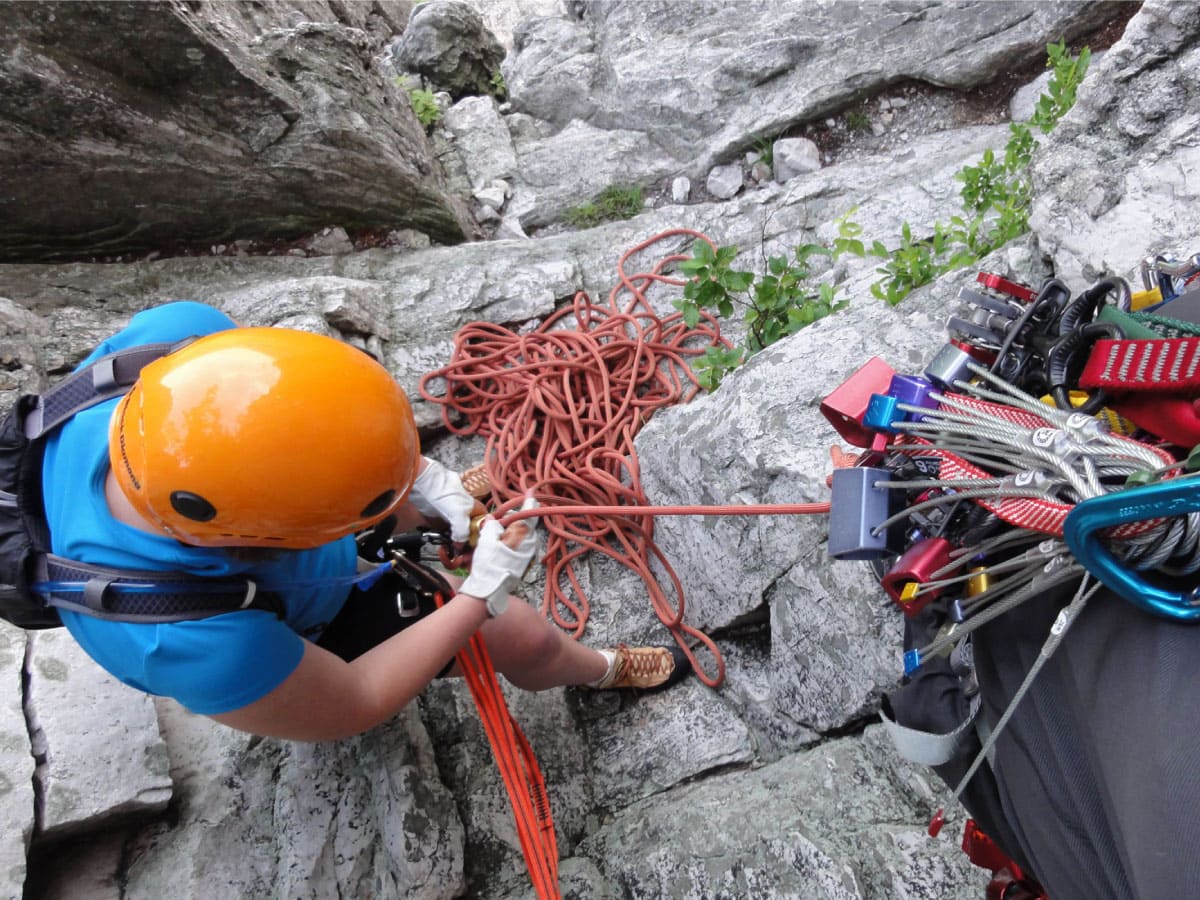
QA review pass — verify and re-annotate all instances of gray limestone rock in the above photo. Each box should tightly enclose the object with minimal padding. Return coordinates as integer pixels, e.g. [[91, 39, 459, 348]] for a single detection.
[[0, 624, 34, 900], [122, 708, 465, 900], [508, 119, 664, 229], [26, 630, 172, 839], [392, 0, 506, 99], [774, 136, 823, 181], [574, 726, 985, 899], [1030, 0, 1200, 287], [0, 0, 472, 262], [505, 1, 1116, 182], [706, 163, 745, 200], [444, 95, 521, 190]]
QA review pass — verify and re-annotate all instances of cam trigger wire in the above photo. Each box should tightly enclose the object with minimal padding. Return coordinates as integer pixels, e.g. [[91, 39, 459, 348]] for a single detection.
[[950, 575, 1100, 798]]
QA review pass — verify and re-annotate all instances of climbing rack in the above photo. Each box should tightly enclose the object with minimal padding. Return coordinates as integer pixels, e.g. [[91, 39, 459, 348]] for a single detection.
[[822, 252, 1200, 851]]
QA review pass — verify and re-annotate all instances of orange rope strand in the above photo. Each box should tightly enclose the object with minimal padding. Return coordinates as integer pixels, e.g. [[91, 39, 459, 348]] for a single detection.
[[439, 595, 561, 898]]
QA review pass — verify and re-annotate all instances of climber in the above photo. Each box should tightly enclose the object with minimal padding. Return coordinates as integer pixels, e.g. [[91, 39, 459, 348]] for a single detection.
[[42, 301, 690, 741]]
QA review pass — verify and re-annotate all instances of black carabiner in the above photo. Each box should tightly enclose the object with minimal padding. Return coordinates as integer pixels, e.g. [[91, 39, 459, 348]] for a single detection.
[[1055, 276, 1132, 336], [1045, 321, 1124, 414]]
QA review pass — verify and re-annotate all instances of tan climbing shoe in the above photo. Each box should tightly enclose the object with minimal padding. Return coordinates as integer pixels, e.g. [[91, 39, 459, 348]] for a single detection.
[[460, 462, 493, 499], [592, 644, 691, 691]]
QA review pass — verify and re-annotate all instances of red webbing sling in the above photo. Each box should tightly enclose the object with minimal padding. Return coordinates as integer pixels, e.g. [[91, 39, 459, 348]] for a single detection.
[[1079, 336, 1200, 446]]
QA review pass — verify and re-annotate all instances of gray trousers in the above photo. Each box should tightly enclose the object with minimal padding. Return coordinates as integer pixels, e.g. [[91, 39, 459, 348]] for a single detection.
[[888, 580, 1197, 899]]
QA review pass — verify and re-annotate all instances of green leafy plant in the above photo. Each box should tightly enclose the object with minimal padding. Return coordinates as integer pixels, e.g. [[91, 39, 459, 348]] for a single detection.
[[845, 109, 871, 132], [752, 135, 775, 169], [409, 87, 441, 127], [490, 70, 508, 101], [868, 39, 1090, 304], [675, 212, 861, 388], [673, 42, 1092, 389], [566, 185, 644, 228], [1029, 40, 1091, 133], [395, 75, 442, 128]]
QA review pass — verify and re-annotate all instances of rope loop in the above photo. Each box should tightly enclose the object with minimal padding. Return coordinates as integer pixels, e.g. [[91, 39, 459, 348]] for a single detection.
[[420, 230, 733, 686]]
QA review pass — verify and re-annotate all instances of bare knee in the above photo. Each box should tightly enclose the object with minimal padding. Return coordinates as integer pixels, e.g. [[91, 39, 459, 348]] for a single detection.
[[483, 607, 564, 689]]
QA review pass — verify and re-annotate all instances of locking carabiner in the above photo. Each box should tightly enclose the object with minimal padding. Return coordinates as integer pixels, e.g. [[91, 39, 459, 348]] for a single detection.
[[1063, 475, 1200, 621]]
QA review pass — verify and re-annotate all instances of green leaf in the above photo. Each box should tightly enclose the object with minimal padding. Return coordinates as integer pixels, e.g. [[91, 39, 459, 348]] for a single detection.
[[681, 304, 700, 328], [720, 270, 754, 292], [715, 245, 739, 267], [696, 279, 725, 307], [837, 238, 865, 258], [795, 243, 832, 261]]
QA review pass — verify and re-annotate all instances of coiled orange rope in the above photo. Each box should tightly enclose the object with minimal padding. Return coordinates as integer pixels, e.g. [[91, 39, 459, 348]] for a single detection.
[[419, 229, 829, 687]]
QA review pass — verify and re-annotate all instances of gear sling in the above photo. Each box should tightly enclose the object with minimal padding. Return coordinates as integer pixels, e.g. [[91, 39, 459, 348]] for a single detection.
[[0, 340, 283, 629]]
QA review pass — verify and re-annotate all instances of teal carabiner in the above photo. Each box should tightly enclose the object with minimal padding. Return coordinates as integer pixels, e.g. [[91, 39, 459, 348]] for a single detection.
[[1063, 475, 1200, 621]]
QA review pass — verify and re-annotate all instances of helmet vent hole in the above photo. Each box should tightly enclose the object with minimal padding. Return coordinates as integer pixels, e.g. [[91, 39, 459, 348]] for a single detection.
[[170, 491, 218, 522], [361, 489, 395, 518]]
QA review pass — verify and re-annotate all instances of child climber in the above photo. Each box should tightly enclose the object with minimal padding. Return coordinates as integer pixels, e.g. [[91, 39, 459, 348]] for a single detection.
[[43, 301, 689, 740]]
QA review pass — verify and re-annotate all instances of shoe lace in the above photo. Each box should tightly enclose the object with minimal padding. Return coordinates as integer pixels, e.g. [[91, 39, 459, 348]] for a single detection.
[[615, 645, 671, 682]]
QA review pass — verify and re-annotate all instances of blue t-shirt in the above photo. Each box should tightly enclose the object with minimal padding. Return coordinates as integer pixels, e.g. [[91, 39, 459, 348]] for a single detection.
[[42, 302, 357, 714]]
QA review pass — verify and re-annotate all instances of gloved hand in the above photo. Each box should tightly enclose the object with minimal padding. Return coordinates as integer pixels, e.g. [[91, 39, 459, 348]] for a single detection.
[[458, 496, 540, 604], [408, 457, 476, 543]]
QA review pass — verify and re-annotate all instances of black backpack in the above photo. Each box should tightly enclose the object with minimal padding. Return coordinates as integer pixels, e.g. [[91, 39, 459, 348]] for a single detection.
[[0, 341, 282, 629]]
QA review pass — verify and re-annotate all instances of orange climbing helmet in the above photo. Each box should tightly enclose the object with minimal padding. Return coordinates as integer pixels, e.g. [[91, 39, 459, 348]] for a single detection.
[[109, 327, 420, 549]]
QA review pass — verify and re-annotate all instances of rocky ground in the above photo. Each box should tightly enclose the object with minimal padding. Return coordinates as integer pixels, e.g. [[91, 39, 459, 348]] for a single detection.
[[6, 2, 1190, 898], [74, 4, 1139, 266]]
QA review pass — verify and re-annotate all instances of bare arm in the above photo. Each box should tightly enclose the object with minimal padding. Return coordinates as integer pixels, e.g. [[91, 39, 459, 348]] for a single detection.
[[210, 591, 489, 741], [210, 515, 533, 742]]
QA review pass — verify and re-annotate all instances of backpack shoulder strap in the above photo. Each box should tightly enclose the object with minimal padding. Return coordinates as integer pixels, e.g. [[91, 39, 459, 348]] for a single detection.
[[21, 340, 191, 439], [36, 554, 285, 623]]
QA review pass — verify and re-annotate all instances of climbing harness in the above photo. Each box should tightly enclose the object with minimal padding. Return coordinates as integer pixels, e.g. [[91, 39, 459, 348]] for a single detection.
[[363, 526, 563, 900]]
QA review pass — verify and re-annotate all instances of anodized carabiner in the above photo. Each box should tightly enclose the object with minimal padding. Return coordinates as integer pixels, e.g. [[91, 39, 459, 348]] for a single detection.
[[1063, 475, 1200, 622]]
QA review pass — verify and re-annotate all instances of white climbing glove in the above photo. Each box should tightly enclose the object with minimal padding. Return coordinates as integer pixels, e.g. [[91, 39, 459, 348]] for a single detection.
[[408, 457, 476, 543], [458, 496, 540, 607]]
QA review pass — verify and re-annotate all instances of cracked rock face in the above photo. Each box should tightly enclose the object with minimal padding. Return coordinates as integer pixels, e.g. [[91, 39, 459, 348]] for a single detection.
[[0, 624, 34, 900], [0, 1, 1182, 898], [0, 0, 473, 262]]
